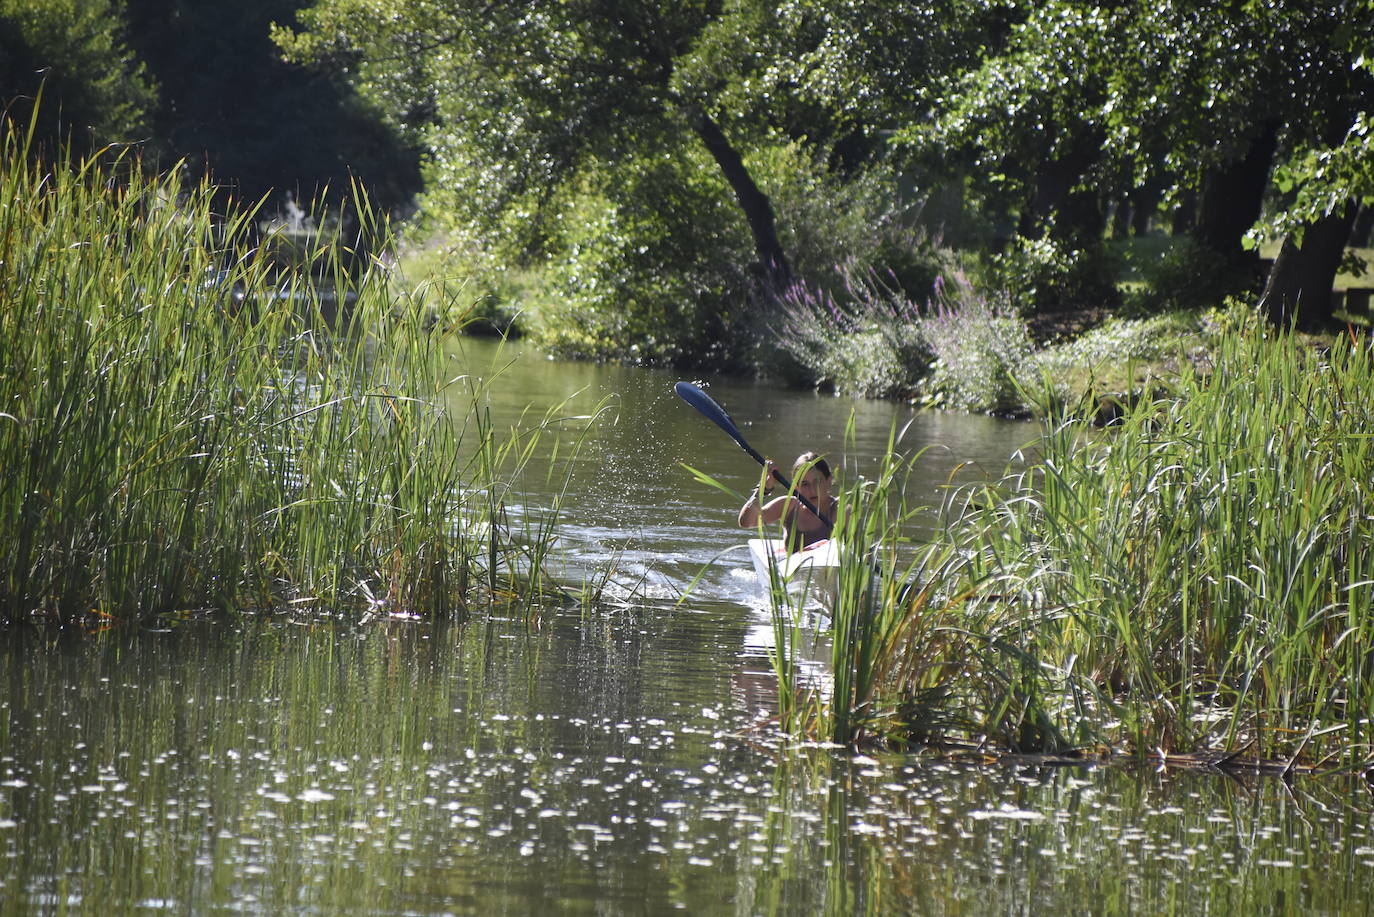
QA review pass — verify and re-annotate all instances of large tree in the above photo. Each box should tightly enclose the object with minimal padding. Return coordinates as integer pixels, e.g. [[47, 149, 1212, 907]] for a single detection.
[[0, 0, 156, 153], [815, 0, 1373, 324], [124, 0, 421, 211], [1248, 1, 1374, 328], [275, 0, 814, 301], [1092, 0, 1372, 328]]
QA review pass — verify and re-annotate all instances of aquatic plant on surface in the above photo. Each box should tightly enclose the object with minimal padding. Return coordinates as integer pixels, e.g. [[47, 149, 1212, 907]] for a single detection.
[[0, 130, 588, 629]]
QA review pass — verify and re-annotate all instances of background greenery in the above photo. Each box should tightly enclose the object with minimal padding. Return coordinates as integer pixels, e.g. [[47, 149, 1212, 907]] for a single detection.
[[5, 0, 1374, 392]]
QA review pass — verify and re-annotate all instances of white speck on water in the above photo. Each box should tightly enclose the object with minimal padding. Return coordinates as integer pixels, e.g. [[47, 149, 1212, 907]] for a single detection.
[[969, 805, 1044, 822]]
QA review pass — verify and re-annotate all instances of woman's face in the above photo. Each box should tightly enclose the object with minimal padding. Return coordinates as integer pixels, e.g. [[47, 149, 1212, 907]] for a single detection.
[[795, 467, 829, 505]]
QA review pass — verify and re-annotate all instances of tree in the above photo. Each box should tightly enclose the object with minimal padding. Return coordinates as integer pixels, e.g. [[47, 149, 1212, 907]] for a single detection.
[[874, 0, 1374, 324], [0, 0, 156, 154], [896, 1, 1123, 311], [1090, 0, 1372, 327], [123, 0, 421, 212], [1249, 3, 1374, 328], [274, 0, 830, 304]]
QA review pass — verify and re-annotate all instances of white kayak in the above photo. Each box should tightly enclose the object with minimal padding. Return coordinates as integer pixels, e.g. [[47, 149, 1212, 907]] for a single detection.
[[747, 537, 839, 601]]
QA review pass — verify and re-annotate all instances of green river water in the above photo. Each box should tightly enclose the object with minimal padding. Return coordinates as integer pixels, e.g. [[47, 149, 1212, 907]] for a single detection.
[[2, 338, 1371, 914]]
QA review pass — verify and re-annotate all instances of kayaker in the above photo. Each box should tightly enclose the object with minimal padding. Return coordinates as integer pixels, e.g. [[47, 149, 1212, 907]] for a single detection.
[[737, 451, 838, 553]]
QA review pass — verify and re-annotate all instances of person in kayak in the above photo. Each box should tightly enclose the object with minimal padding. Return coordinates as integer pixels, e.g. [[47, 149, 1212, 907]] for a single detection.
[[737, 451, 838, 553]]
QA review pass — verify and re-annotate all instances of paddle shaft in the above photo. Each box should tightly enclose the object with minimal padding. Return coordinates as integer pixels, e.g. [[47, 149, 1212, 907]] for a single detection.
[[673, 382, 833, 531]]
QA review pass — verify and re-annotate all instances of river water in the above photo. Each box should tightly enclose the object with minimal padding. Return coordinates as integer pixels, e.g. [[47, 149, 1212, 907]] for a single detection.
[[2, 338, 1371, 914]]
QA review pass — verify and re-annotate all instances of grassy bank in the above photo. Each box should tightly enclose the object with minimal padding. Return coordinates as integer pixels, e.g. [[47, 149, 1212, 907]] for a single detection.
[[772, 320, 1373, 772], [0, 135, 580, 630]]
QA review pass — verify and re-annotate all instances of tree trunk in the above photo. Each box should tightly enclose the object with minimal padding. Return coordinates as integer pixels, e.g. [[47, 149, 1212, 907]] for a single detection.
[[1025, 140, 1105, 242], [1261, 201, 1358, 330], [1171, 191, 1196, 235], [1110, 199, 1132, 239], [1349, 203, 1374, 248], [687, 107, 792, 299], [1129, 182, 1161, 236], [1194, 121, 1279, 277]]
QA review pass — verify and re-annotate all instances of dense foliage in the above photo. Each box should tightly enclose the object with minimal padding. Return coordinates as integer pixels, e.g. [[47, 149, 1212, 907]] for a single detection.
[[269, 0, 1374, 370], [0, 0, 155, 153], [0, 0, 420, 211], [273, 0, 938, 366], [8, 0, 1374, 368]]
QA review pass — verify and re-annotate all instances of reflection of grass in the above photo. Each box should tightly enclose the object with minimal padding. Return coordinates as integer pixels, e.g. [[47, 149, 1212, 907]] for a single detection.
[[0, 130, 584, 628], [767, 322, 1374, 770]]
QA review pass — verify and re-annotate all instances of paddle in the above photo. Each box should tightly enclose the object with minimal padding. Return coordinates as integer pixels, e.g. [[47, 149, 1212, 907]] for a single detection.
[[674, 381, 833, 532]]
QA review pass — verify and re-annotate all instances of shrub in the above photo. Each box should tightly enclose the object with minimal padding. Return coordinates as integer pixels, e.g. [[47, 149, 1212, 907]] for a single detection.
[[774, 263, 932, 398], [980, 235, 1119, 314], [1126, 237, 1260, 313], [530, 144, 753, 367], [919, 273, 1037, 414], [1033, 311, 1207, 407]]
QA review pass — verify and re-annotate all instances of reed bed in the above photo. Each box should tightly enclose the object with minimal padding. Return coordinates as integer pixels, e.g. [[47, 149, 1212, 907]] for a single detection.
[[767, 322, 1373, 771], [0, 131, 581, 629]]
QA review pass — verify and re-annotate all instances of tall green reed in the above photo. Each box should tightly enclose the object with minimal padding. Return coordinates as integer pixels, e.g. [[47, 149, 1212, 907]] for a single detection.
[[755, 317, 1371, 769], [740, 421, 1015, 748], [903, 318, 1374, 766], [0, 130, 585, 629]]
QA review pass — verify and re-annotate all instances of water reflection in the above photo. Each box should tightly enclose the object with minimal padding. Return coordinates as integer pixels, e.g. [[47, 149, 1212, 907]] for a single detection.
[[2, 613, 1372, 914], [3, 342, 1372, 913]]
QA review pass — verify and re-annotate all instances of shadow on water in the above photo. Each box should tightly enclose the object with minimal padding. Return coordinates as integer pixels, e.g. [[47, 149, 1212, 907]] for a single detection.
[[3, 339, 1373, 913]]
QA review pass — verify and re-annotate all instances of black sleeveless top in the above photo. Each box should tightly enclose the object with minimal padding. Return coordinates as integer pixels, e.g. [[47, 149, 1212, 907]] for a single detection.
[[783, 497, 838, 553]]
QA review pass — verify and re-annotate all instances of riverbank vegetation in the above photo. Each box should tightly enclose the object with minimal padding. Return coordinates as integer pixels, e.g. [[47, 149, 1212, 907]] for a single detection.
[[6, 2, 1374, 776], [763, 317, 1373, 772], [269, 0, 1374, 379], [0, 132, 582, 630], [12, 2, 1374, 388]]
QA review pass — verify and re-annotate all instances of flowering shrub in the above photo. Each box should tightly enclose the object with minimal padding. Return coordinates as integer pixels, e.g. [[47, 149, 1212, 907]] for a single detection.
[[919, 273, 1036, 413], [774, 264, 932, 398], [774, 261, 1041, 413]]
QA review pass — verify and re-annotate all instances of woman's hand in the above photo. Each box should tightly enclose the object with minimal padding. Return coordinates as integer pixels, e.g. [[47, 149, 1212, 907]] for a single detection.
[[739, 460, 781, 528], [761, 459, 779, 497]]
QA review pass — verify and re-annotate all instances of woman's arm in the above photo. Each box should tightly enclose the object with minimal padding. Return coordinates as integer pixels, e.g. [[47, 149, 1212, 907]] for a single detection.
[[738, 460, 787, 528], [738, 490, 790, 528]]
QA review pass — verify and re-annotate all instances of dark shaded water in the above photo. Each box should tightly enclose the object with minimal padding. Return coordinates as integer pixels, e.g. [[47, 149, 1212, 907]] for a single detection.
[[3, 340, 1372, 914]]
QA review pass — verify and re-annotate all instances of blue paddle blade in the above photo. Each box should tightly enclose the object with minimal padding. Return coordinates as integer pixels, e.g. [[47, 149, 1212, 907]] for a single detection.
[[676, 379, 774, 467], [673, 382, 764, 464], [674, 381, 735, 436]]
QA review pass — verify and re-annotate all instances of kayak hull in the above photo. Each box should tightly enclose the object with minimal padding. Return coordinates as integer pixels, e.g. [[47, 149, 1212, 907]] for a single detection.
[[747, 538, 838, 600]]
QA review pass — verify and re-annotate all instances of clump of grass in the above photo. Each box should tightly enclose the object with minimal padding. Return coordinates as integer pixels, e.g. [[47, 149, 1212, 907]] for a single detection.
[[764, 319, 1374, 769], [750, 422, 1078, 752], [969, 320, 1374, 767], [1030, 310, 1208, 415], [0, 126, 583, 629]]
